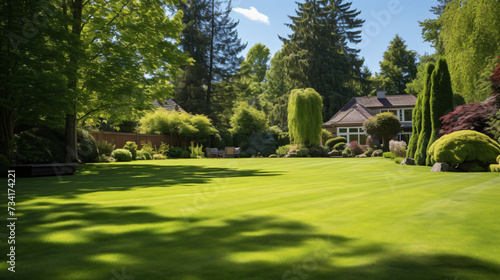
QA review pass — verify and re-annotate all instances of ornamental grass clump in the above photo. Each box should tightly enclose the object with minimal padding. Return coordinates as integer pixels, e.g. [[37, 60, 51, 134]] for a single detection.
[[427, 130, 500, 170]]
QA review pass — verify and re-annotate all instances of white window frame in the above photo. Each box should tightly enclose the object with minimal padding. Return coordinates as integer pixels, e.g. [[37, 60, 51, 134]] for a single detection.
[[337, 127, 366, 143], [381, 108, 413, 122]]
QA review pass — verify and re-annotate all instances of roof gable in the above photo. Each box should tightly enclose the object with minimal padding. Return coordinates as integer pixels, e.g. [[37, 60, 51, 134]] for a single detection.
[[323, 104, 375, 127]]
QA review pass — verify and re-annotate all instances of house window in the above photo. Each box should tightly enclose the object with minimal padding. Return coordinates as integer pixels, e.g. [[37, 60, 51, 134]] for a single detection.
[[381, 109, 413, 122], [337, 127, 366, 144]]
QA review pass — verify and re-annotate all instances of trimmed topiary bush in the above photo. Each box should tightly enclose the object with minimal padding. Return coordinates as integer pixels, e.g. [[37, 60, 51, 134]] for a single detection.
[[428, 130, 500, 170], [343, 147, 352, 156], [326, 137, 347, 151], [111, 149, 133, 162], [394, 157, 404, 164], [123, 141, 138, 160]]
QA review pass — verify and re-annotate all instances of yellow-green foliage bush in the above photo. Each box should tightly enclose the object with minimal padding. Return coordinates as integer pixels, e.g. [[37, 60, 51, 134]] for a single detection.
[[428, 130, 500, 166]]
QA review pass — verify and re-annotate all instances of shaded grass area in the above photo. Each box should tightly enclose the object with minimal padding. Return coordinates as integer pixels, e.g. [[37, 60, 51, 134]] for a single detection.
[[1, 158, 500, 279]]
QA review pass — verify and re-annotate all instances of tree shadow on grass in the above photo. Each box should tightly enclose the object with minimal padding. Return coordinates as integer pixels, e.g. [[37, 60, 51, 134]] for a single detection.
[[17, 163, 282, 200], [9, 201, 500, 280]]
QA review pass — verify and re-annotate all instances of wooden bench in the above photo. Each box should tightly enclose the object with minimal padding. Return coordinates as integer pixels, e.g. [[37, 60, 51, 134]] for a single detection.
[[10, 163, 77, 178]]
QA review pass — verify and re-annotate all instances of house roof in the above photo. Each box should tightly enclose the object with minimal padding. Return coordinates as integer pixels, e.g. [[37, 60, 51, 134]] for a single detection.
[[322, 94, 416, 128], [342, 95, 417, 110], [322, 103, 375, 128], [153, 98, 186, 112]]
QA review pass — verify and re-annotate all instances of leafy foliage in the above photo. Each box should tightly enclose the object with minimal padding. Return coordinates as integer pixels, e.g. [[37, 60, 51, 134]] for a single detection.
[[334, 142, 346, 152], [427, 130, 500, 168], [230, 102, 268, 135], [288, 88, 323, 146], [77, 130, 99, 163], [139, 108, 217, 144], [276, 145, 292, 157], [189, 142, 205, 158], [364, 113, 401, 152], [123, 141, 138, 160], [10, 127, 65, 164], [97, 141, 115, 157], [350, 141, 364, 156]]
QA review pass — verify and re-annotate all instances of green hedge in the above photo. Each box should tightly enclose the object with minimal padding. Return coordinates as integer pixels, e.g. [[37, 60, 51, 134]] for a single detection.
[[383, 152, 395, 159], [325, 137, 347, 151]]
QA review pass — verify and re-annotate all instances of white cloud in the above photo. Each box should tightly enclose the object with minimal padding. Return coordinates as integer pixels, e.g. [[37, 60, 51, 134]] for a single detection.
[[233, 7, 270, 25]]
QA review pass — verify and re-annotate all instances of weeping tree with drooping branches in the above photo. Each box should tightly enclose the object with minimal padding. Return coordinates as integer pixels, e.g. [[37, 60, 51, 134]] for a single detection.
[[288, 88, 323, 146]]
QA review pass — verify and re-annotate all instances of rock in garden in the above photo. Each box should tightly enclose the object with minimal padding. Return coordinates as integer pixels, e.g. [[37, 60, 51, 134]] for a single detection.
[[431, 162, 457, 172], [355, 154, 367, 158], [328, 150, 340, 157], [401, 158, 416, 165]]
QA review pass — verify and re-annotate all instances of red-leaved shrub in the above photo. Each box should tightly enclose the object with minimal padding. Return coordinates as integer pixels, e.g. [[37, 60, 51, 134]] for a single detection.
[[350, 141, 364, 156]]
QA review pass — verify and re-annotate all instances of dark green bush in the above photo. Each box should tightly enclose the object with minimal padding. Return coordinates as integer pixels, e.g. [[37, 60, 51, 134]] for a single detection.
[[427, 130, 500, 168], [77, 130, 99, 163], [333, 142, 346, 151], [233, 133, 250, 150], [1, 154, 10, 177], [123, 141, 138, 160], [240, 151, 250, 158], [295, 147, 309, 157], [276, 145, 291, 157], [180, 150, 191, 158], [342, 152, 348, 157], [11, 127, 66, 164], [246, 133, 278, 157], [365, 148, 374, 157], [325, 137, 347, 151], [169, 147, 189, 158], [97, 140, 115, 156], [383, 152, 395, 159], [111, 149, 133, 162], [343, 147, 352, 155], [308, 146, 327, 157]]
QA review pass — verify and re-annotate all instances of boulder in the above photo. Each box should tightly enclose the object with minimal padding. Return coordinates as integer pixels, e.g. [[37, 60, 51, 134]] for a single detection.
[[328, 150, 340, 157], [431, 162, 457, 172], [355, 154, 367, 158], [401, 158, 416, 165]]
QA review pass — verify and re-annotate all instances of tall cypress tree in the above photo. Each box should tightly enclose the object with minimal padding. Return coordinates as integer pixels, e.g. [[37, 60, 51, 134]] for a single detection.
[[406, 86, 424, 158], [280, 0, 364, 120], [415, 62, 436, 165], [174, 0, 245, 116], [426, 57, 454, 165]]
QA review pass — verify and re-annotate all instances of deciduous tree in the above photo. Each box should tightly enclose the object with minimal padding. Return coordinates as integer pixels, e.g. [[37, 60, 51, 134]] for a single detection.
[[288, 88, 323, 146]]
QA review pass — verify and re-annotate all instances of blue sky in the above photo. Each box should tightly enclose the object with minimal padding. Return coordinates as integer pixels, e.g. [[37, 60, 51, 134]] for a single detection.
[[230, 0, 438, 74]]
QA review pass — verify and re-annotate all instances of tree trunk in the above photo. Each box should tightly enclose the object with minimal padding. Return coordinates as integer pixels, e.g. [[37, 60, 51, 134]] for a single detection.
[[206, 0, 215, 116], [64, 0, 83, 163]]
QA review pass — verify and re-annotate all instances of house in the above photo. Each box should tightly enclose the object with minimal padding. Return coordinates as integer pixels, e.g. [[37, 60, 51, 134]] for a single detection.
[[153, 98, 186, 112], [322, 90, 417, 144]]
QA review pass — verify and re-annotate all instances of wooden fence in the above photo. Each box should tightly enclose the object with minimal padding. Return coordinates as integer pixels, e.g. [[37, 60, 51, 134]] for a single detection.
[[90, 131, 181, 149]]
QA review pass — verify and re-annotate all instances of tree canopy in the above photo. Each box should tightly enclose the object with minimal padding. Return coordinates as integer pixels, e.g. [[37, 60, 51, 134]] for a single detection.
[[288, 88, 323, 146]]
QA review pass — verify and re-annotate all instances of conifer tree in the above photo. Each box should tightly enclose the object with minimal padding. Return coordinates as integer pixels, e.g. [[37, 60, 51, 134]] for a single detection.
[[406, 86, 424, 158], [280, 0, 364, 120], [415, 62, 436, 165], [426, 57, 454, 165]]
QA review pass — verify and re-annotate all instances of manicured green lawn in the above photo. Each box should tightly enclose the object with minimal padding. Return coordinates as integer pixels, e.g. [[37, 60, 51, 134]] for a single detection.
[[3, 158, 500, 279]]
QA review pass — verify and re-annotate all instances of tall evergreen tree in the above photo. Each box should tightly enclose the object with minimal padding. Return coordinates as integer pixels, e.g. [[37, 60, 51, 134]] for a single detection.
[[280, 0, 364, 120], [426, 57, 454, 165], [174, 0, 246, 116], [415, 62, 436, 165], [379, 35, 418, 95]]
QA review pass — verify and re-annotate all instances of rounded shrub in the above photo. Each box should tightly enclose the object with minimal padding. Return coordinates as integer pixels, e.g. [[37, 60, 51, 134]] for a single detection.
[[153, 154, 167, 160], [383, 152, 395, 159], [276, 145, 291, 157], [333, 142, 346, 151], [308, 146, 327, 157], [394, 157, 404, 164], [111, 149, 133, 162], [428, 130, 500, 169], [326, 137, 347, 151], [295, 147, 309, 157], [97, 140, 115, 156], [343, 147, 352, 155]]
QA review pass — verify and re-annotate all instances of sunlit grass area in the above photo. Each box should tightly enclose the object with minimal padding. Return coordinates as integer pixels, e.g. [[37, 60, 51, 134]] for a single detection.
[[3, 158, 500, 279]]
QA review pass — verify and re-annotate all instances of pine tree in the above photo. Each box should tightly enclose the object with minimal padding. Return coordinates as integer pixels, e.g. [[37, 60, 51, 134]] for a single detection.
[[426, 57, 454, 165], [280, 0, 364, 120], [174, 0, 245, 116], [379, 35, 418, 95], [415, 62, 436, 165]]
